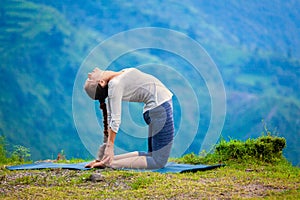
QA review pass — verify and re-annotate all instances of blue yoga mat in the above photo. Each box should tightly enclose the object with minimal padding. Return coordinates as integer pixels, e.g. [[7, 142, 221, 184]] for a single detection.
[[6, 162, 224, 173], [7, 162, 91, 171]]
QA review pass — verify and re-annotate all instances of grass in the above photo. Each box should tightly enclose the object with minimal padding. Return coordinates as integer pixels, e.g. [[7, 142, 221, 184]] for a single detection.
[[1, 161, 299, 199], [1, 135, 299, 199]]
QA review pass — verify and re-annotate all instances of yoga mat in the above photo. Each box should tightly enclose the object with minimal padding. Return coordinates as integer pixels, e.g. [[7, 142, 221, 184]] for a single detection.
[[7, 162, 224, 173], [7, 162, 91, 171], [151, 162, 224, 173]]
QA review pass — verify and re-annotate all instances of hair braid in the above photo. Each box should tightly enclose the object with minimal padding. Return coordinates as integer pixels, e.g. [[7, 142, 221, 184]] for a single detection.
[[99, 101, 108, 138]]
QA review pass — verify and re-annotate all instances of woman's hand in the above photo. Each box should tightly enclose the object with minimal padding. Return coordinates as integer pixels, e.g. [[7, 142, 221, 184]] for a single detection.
[[85, 160, 100, 168], [87, 128, 116, 168], [98, 128, 116, 167], [100, 142, 114, 166]]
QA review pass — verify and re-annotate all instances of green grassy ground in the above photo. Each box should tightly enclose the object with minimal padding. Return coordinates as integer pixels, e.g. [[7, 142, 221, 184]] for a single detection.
[[1, 136, 299, 199], [1, 159, 299, 199]]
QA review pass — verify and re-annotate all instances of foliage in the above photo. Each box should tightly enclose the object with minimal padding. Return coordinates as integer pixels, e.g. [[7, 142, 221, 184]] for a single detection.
[[174, 135, 287, 165], [11, 145, 31, 162], [56, 149, 67, 162], [0, 136, 9, 164], [0, 136, 31, 164], [215, 136, 286, 163]]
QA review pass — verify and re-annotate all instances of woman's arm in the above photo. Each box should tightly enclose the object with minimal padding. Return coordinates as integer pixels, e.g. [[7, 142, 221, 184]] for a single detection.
[[107, 127, 116, 144], [99, 128, 116, 166]]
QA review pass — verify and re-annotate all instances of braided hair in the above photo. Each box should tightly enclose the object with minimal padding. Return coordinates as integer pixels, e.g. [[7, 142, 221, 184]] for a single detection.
[[96, 84, 109, 138], [99, 101, 108, 137]]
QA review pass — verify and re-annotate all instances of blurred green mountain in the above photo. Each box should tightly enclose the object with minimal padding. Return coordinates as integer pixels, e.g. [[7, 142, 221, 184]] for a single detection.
[[0, 0, 299, 165]]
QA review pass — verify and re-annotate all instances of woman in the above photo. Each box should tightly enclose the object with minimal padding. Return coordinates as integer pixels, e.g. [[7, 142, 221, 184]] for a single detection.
[[84, 67, 174, 169]]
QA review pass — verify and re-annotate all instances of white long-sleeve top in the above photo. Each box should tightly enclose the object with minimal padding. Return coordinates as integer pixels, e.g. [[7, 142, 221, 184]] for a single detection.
[[107, 68, 173, 133]]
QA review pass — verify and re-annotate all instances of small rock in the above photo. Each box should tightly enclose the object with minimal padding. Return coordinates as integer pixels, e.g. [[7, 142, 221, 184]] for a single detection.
[[89, 173, 104, 182]]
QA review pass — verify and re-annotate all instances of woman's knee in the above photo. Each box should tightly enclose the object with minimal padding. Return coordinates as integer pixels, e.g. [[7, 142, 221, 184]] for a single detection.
[[154, 158, 168, 169], [146, 156, 168, 169]]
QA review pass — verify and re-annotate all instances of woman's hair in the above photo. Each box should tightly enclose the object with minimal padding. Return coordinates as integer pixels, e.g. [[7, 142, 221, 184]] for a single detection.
[[99, 101, 108, 138], [96, 84, 109, 137], [95, 84, 108, 103], [84, 79, 109, 137]]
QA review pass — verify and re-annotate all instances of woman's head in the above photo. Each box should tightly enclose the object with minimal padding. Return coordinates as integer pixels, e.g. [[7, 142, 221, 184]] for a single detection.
[[84, 68, 108, 102]]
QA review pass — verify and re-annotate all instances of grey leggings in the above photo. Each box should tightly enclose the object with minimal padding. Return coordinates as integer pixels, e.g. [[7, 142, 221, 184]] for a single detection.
[[142, 100, 174, 169]]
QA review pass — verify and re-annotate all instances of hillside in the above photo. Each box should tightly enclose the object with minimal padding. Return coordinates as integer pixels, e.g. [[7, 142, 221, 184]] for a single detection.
[[0, 0, 299, 166]]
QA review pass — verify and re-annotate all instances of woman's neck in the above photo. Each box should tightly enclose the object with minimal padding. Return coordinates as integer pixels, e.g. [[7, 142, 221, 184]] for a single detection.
[[106, 71, 123, 82]]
